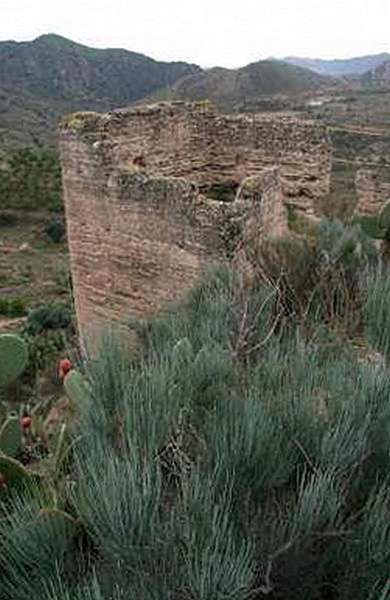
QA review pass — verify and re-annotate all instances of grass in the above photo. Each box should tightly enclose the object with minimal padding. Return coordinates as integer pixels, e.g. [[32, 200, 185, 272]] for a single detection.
[[0, 297, 27, 318], [2, 245, 390, 599], [286, 204, 318, 236], [354, 215, 386, 239]]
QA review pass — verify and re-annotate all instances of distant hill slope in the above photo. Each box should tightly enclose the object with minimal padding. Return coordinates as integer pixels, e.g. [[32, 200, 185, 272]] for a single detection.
[[0, 35, 340, 147], [0, 34, 201, 147], [282, 54, 390, 77], [153, 60, 335, 109], [360, 60, 390, 89]]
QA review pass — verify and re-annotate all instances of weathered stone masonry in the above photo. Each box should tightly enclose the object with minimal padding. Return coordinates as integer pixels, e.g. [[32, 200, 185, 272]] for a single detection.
[[59, 102, 332, 345], [355, 169, 390, 217]]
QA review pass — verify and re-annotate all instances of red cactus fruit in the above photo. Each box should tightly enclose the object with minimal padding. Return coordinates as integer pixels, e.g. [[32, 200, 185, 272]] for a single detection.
[[58, 358, 72, 379], [20, 416, 32, 430], [0, 473, 6, 488]]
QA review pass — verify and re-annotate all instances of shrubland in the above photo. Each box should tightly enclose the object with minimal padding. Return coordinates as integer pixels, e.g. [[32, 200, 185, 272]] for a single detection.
[[1, 219, 390, 599], [0, 147, 62, 213]]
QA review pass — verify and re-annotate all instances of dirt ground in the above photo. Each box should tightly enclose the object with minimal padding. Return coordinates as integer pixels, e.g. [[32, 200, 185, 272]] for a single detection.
[[0, 210, 70, 329]]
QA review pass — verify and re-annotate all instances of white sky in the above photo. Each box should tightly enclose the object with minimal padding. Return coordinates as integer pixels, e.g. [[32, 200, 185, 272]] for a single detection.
[[1, 0, 389, 68]]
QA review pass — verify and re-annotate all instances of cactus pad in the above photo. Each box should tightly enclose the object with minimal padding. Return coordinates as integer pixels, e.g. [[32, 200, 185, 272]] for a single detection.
[[0, 454, 40, 498], [0, 334, 28, 387], [64, 370, 92, 412], [0, 416, 22, 457]]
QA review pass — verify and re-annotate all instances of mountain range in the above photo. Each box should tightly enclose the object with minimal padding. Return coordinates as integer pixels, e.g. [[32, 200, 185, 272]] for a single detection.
[[360, 59, 390, 88], [153, 61, 333, 109], [282, 54, 390, 77], [0, 34, 200, 146], [0, 34, 389, 147]]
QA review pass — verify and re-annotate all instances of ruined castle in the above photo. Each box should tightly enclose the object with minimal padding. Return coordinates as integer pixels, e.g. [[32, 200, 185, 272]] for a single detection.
[[59, 102, 332, 345]]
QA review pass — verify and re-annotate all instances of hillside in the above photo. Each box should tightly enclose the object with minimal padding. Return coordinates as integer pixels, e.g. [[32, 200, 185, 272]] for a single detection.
[[152, 60, 335, 109], [0, 36, 341, 145], [0, 34, 200, 146], [282, 53, 390, 77], [360, 60, 390, 89]]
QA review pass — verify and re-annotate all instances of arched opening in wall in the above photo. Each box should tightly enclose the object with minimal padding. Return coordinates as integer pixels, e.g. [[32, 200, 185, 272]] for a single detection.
[[202, 180, 240, 202]]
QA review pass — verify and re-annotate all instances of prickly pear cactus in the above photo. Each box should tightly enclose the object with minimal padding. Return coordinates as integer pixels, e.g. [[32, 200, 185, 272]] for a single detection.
[[0, 416, 22, 457], [0, 454, 40, 499], [64, 370, 92, 412], [0, 334, 28, 387]]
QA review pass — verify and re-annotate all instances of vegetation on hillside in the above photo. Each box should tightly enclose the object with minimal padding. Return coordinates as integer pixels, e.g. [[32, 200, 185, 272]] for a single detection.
[[0, 149, 69, 341], [153, 60, 335, 110], [0, 34, 200, 147], [0, 147, 62, 211], [1, 220, 390, 599], [360, 60, 390, 90]]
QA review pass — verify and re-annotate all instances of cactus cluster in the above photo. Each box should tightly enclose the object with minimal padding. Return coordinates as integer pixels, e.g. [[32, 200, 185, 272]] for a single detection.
[[0, 349, 84, 519], [0, 347, 88, 515], [0, 333, 32, 496], [0, 334, 28, 457]]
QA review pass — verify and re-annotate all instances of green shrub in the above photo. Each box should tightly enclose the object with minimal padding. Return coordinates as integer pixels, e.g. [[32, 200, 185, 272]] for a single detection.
[[356, 214, 386, 239], [256, 219, 377, 330], [286, 204, 317, 235], [23, 303, 72, 336], [19, 303, 74, 378], [362, 265, 390, 358], [0, 147, 62, 212], [2, 245, 390, 599], [23, 329, 68, 375], [44, 217, 66, 244], [0, 297, 27, 318], [0, 211, 18, 227]]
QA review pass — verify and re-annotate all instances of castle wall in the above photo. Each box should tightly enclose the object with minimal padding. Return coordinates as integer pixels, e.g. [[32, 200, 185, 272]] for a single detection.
[[61, 103, 331, 203], [355, 168, 390, 217], [59, 103, 331, 345]]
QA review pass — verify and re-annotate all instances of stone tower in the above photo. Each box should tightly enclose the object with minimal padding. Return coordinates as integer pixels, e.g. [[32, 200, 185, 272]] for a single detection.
[[59, 102, 332, 345]]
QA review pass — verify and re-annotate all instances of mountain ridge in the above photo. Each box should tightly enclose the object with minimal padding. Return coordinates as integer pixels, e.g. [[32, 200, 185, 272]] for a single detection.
[[0, 34, 201, 147], [152, 59, 335, 109], [0, 34, 385, 147], [281, 53, 390, 77], [359, 59, 390, 88]]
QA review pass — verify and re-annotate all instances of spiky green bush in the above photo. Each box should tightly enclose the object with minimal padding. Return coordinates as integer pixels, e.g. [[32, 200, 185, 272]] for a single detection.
[[362, 264, 390, 358], [2, 225, 390, 599], [255, 218, 378, 330], [379, 199, 390, 239]]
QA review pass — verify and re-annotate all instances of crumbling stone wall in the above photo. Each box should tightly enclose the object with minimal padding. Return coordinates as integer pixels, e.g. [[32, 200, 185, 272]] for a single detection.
[[355, 169, 390, 217], [59, 102, 332, 345]]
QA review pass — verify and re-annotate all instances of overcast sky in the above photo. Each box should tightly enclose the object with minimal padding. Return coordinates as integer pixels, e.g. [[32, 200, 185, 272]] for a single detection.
[[1, 0, 389, 68]]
